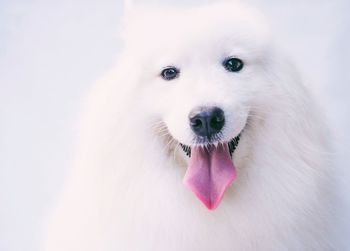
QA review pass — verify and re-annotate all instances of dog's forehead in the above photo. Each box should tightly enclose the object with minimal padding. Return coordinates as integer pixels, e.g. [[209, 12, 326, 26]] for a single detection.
[[123, 2, 270, 57]]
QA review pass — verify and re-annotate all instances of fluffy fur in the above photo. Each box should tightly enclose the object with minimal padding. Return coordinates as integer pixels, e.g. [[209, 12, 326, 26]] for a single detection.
[[44, 2, 334, 250]]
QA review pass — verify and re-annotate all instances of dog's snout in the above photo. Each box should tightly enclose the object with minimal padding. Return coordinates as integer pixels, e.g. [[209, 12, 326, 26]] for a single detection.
[[189, 107, 225, 138]]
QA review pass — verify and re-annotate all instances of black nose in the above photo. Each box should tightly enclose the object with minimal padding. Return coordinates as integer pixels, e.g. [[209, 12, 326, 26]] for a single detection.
[[189, 107, 225, 138]]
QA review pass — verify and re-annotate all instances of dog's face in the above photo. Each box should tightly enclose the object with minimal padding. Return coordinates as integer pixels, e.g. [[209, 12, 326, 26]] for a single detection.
[[122, 3, 275, 209]]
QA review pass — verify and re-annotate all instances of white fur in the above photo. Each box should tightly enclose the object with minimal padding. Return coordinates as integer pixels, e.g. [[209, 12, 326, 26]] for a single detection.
[[44, 2, 335, 250]]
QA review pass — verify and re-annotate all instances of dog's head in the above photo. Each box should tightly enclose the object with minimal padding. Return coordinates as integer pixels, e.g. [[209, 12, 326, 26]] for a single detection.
[[121, 2, 278, 209]]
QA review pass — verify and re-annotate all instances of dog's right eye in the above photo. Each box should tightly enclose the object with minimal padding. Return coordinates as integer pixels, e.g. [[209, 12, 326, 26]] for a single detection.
[[223, 57, 244, 72], [161, 67, 179, 80]]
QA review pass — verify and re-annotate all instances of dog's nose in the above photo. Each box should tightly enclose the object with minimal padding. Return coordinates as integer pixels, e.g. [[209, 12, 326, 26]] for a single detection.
[[189, 107, 225, 138]]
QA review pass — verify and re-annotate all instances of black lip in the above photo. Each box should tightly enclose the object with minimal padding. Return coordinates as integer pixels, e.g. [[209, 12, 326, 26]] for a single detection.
[[228, 135, 241, 156], [180, 134, 241, 158], [180, 144, 191, 157]]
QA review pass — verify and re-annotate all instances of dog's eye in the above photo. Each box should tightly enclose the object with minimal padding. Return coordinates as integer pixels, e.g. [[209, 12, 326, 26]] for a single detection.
[[161, 67, 179, 80], [223, 57, 244, 72]]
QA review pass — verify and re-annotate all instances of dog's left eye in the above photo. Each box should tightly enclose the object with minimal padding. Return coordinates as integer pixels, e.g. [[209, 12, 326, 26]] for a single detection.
[[223, 57, 244, 72], [161, 67, 179, 80]]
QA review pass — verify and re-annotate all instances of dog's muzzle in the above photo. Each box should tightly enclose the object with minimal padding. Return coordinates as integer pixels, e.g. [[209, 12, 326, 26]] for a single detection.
[[178, 106, 242, 210]]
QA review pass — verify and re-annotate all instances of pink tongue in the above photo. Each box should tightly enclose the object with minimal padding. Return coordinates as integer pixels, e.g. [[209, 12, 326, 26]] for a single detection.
[[183, 144, 236, 210]]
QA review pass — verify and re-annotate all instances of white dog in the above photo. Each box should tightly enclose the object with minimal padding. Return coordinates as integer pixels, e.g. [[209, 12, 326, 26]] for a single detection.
[[44, 1, 335, 250]]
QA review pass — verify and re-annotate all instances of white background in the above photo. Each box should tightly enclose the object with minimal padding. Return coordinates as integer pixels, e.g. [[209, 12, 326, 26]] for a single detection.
[[0, 0, 349, 250]]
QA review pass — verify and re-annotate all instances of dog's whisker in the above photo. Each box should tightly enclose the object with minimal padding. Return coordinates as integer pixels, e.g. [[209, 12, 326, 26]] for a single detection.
[[156, 128, 170, 135], [164, 138, 176, 153], [173, 142, 181, 162]]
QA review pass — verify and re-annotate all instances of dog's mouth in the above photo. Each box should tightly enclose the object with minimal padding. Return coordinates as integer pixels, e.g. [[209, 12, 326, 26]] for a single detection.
[[178, 134, 241, 210], [180, 134, 241, 157]]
